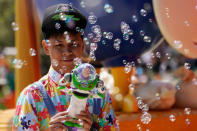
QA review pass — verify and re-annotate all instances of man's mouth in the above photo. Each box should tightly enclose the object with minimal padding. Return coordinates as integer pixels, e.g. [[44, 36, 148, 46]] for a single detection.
[[61, 58, 73, 62]]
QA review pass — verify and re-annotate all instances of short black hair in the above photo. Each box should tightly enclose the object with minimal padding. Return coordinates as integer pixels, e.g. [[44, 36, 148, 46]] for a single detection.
[[41, 4, 87, 39]]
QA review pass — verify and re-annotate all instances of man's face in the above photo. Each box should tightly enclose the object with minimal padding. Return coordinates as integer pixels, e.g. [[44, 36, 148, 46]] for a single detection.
[[42, 33, 84, 74]]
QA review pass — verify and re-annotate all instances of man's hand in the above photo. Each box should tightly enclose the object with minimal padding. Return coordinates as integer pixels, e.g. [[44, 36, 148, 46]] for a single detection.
[[49, 111, 69, 131], [76, 110, 93, 131]]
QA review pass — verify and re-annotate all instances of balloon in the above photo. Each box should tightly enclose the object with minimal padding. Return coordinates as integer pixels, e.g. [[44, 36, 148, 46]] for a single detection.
[[153, 0, 197, 58]]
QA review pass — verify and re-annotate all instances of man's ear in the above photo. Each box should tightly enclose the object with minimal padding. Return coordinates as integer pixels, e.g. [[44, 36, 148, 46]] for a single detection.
[[42, 40, 49, 55]]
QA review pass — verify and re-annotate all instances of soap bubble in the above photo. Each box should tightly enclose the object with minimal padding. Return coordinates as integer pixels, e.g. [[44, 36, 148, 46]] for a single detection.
[[173, 40, 183, 49], [143, 36, 152, 43], [103, 32, 113, 40], [184, 108, 191, 115], [74, 57, 82, 65], [132, 15, 138, 23], [130, 39, 135, 44], [29, 48, 36, 56], [184, 62, 191, 70], [55, 23, 61, 30], [140, 30, 145, 36], [11, 22, 19, 31], [12, 59, 23, 69], [140, 112, 151, 124], [90, 43, 98, 51], [104, 3, 114, 14], [52, 59, 58, 67], [88, 13, 97, 24], [87, 33, 94, 39], [169, 114, 176, 122], [140, 9, 148, 17], [80, 1, 86, 8]]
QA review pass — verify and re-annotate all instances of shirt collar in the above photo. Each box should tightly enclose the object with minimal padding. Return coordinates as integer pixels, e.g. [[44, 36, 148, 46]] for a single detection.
[[48, 66, 63, 84]]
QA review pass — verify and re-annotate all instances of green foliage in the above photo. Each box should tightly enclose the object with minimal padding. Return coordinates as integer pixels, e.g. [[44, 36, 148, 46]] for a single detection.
[[0, 0, 14, 47]]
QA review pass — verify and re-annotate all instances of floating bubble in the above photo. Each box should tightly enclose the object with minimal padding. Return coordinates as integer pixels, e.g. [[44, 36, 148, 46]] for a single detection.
[[90, 43, 98, 51], [136, 124, 142, 131], [185, 118, 191, 125], [132, 15, 138, 23], [142, 104, 149, 112], [74, 57, 82, 65], [80, 29, 85, 35], [146, 63, 153, 69], [59, 13, 66, 21], [83, 37, 90, 45], [149, 18, 153, 23], [143, 36, 152, 43], [72, 41, 79, 47], [124, 65, 131, 73], [156, 52, 161, 58], [88, 13, 97, 24], [11, 22, 19, 31], [165, 53, 171, 60], [55, 23, 61, 30], [92, 37, 101, 43], [137, 58, 142, 64], [122, 60, 127, 65], [173, 40, 183, 49], [104, 3, 114, 14], [123, 33, 129, 40], [80, 1, 86, 8], [103, 32, 113, 40], [184, 20, 190, 27], [52, 59, 58, 67], [114, 39, 121, 51], [91, 25, 101, 35], [114, 93, 123, 101], [140, 9, 148, 17], [137, 99, 144, 109], [12, 59, 23, 69], [169, 114, 176, 122], [29, 48, 36, 56], [184, 108, 191, 115], [102, 40, 106, 45], [131, 61, 136, 67], [121, 21, 131, 35], [114, 38, 121, 45], [140, 30, 146, 36], [114, 43, 120, 51], [75, 27, 81, 32], [140, 112, 151, 124], [184, 62, 191, 70], [65, 35, 71, 43], [87, 33, 94, 39], [130, 39, 135, 44], [107, 32, 113, 39]]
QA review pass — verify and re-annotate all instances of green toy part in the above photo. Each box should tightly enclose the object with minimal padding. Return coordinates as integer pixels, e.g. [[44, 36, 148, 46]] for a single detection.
[[72, 73, 99, 91], [64, 120, 83, 128]]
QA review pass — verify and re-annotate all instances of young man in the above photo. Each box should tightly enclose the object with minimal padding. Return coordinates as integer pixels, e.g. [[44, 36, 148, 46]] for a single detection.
[[13, 4, 118, 131]]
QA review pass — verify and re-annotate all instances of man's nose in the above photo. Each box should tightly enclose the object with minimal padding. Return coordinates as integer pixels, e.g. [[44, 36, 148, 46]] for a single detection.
[[61, 45, 72, 56]]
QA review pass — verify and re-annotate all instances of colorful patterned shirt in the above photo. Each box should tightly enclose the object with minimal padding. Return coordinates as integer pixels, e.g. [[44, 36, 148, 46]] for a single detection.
[[12, 67, 119, 131]]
